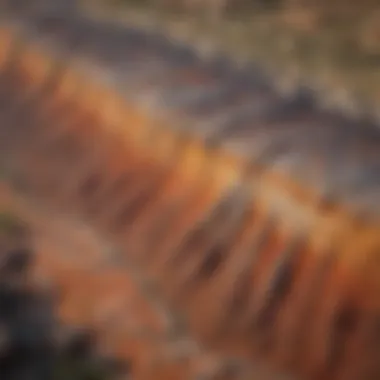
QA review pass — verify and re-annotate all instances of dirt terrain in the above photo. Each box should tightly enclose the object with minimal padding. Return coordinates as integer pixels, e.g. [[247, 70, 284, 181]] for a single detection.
[[0, 185, 126, 380], [0, 184, 291, 380], [0, 1, 379, 379]]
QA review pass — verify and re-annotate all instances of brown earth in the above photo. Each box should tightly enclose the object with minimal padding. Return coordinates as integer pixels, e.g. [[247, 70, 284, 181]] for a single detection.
[[0, 2, 379, 379], [0, 183, 291, 380]]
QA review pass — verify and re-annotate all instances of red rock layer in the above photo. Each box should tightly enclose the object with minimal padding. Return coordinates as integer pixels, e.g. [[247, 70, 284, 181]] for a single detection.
[[0, 3, 379, 379]]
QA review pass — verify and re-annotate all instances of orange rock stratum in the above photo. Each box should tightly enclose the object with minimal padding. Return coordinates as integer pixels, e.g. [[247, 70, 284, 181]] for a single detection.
[[0, 1, 379, 379]]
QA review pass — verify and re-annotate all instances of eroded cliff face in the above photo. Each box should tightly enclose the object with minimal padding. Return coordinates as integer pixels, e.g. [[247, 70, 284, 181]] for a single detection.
[[0, 1, 379, 380], [0, 193, 128, 380], [1, 184, 290, 380]]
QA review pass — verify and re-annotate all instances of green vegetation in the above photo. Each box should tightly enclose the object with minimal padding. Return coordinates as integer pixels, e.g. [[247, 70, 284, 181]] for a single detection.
[[54, 358, 114, 380], [0, 210, 27, 237]]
